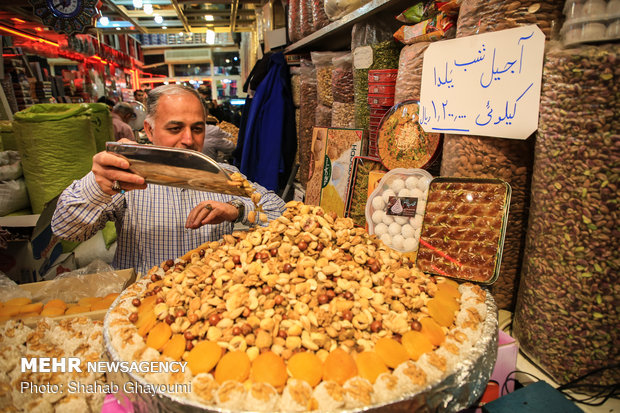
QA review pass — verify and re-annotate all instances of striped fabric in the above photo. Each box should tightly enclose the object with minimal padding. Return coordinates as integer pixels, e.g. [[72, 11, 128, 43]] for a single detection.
[[52, 169, 286, 275]]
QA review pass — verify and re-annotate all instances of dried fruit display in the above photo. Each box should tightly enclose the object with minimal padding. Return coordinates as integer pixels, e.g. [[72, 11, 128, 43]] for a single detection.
[[513, 44, 619, 387], [0, 293, 119, 322], [106, 201, 490, 411], [417, 179, 511, 283]]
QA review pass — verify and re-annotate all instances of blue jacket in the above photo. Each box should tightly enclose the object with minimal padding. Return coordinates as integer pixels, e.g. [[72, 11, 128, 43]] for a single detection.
[[235, 53, 296, 193]]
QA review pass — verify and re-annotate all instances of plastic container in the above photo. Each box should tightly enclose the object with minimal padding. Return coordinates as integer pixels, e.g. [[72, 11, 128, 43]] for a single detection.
[[368, 95, 395, 106], [365, 168, 433, 254], [368, 83, 396, 95], [564, 0, 584, 19], [416, 177, 511, 284], [368, 69, 398, 83], [606, 19, 620, 38], [582, 0, 607, 16]]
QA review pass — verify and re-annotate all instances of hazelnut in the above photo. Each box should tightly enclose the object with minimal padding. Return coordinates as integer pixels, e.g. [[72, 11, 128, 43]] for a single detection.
[[184, 331, 194, 341], [326, 289, 336, 300], [198, 248, 205, 257], [175, 309, 186, 318], [232, 255, 241, 265], [270, 248, 278, 257], [262, 285, 273, 295], [317, 294, 329, 305], [342, 310, 353, 322], [370, 263, 380, 273], [186, 341, 194, 351], [410, 320, 422, 331], [209, 313, 221, 326], [129, 312, 138, 323], [156, 297, 164, 304], [241, 323, 253, 335], [150, 274, 161, 282], [188, 313, 199, 324], [343, 291, 353, 300], [165, 259, 174, 267], [274, 295, 284, 305], [282, 263, 293, 273], [298, 240, 308, 251], [131, 298, 141, 307], [316, 243, 325, 252], [165, 314, 175, 325], [370, 321, 382, 332], [232, 326, 242, 336], [278, 330, 288, 339]]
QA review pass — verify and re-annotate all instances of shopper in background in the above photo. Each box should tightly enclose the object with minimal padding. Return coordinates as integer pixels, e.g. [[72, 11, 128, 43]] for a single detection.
[[134, 89, 147, 106], [111, 102, 136, 141], [97, 96, 115, 110], [202, 119, 236, 163], [51, 84, 286, 274]]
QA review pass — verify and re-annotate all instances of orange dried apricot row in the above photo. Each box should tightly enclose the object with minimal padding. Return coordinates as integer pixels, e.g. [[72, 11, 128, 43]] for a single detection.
[[145, 322, 172, 351], [323, 348, 358, 385], [187, 341, 223, 375], [355, 351, 388, 383], [162, 334, 186, 361], [375, 337, 409, 368], [401, 331, 434, 361], [214, 351, 251, 383], [287, 351, 323, 387], [420, 317, 445, 346], [250, 351, 288, 389], [427, 297, 457, 327]]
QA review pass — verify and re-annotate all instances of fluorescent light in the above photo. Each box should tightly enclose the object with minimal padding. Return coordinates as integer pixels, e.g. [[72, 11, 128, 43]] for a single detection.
[[154, 15, 163, 24], [116, 27, 121, 30], [162, 26, 167, 29], [204, 15, 214, 21], [133, 0, 143, 8], [206, 30, 215, 44], [143, 3, 153, 14], [99, 16, 109, 26]]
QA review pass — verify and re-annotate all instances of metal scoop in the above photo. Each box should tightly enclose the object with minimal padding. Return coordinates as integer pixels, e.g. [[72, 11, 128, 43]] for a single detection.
[[106, 142, 252, 198]]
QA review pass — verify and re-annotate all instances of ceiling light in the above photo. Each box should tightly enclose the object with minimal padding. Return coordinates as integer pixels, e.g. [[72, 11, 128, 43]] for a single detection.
[[206, 30, 215, 45], [204, 15, 214, 21], [225, 59, 230, 63], [133, 0, 143, 7], [143, 3, 153, 15], [154, 15, 163, 24], [116, 27, 121, 30], [179, 31, 184, 36], [162, 26, 167, 29], [99, 16, 110, 26]]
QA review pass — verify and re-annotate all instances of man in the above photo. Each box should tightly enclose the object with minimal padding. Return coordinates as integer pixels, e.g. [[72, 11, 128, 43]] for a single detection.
[[51, 84, 286, 274], [111, 102, 136, 141], [134, 89, 147, 106]]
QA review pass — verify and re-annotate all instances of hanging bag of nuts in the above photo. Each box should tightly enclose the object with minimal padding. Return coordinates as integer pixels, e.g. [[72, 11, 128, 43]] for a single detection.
[[331, 53, 355, 128]]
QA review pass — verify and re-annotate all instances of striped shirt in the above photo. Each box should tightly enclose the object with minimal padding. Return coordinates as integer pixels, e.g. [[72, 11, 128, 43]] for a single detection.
[[51, 169, 286, 275]]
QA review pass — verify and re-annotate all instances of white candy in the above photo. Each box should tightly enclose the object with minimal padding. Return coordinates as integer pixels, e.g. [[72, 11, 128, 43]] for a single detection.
[[388, 222, 401, 236], [398, 188, 410, 197], [374, 223, 388, 237], [403, 237, 419, 251], [417, 199, 427, 213], [401, 224, 415, 239], [405, 176, 419, 190], [417, 177, 431, 191], [414, 227, 421, 239], [380, 233, 392, 246], [382, 189, 396, 204], [371, 196, 385, 210], [392, 234, 405, 250], [410, 188, 424, 200], [371, 210, 385, 224], [394, 216, 408, 225], [382, 214, 395, 225], [389, 178, 405, 193], [411, 215, 424, 229]]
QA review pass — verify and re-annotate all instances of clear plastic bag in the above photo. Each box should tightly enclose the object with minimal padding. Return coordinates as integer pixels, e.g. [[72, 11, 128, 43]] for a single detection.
[[312, 51, 347, 107], [315, 104, 332, 127], [324, 0, 371, 21], [394, 42, 430, 103], [300, 0, 314, 37], [312, 0, 330, 31], [290, 66, 301, 107], [456, 0, 564, 41], [331, 102, 355, 128], [288, 0, 301, 43], [332, 53, 354, 103], [298, 59, 318, 186]]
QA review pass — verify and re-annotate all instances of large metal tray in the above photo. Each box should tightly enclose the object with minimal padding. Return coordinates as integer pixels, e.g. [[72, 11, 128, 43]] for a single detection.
[[103, 289, 498, 413]]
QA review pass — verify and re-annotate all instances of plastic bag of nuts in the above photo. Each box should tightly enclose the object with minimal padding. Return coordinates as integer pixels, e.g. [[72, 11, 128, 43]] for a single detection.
[[440, 135, 534, 310], [290, 66, 301, 107], [288, 0, 302, 43], [312, 51, 346, 108], [315, 104, 332, 127], [331, 102, 355, 128], [332, 53, 354, 104], [300, 0, 314, 38], [312, 0, 330, 31], [298, 59, 318, 187], [456, 0, 564, 41], [394, 42, 430, 104], [513, 44, 620, 387]]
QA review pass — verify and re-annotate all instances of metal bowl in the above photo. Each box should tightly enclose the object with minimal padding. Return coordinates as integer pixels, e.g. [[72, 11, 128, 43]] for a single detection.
[[104, 289, 498, 413]]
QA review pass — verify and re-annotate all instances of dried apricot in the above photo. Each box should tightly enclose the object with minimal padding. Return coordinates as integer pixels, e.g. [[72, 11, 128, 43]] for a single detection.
[[40, 306, 66, 317], [64, 306, 91, 315], [436, 281, 460, 301], [0, 306, 20, 317], [138, 295, 157, 315], [44, 299, 67, 310], [136, 310, 158, 337], [355, 351, 388, 383], [401, 331, 434, 361], [5, 297, 31, 306], [187, 341, 222, 375], [287, 351, 323, 387], [374, 338, 409, 368], [145, 322, 172, 351], [427, 297, 457, 327], [420, 317, 445, 346], [322, 348, 358, 385], [78, 297, 101, 307], [214, 351, 251, 383], [90, 300, 113, 311], [18, 303, 43, 314], [250, 351, 287, 388], [162, 334, 186, 361]]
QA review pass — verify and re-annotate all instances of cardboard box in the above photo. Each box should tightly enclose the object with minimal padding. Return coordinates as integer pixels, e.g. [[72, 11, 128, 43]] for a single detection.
[[319, 128, 364, 217], [4, 268, 136, 327]]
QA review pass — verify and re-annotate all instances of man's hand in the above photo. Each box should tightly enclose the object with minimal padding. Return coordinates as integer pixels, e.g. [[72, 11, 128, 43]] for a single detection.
[[93, 138, 147, 195], [186, 201, 239, 229]]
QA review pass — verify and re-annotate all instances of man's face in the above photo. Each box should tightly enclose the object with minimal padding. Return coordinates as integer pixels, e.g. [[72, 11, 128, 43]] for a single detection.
[[144, 94, 205, 150], [135, 91, 146, 102]]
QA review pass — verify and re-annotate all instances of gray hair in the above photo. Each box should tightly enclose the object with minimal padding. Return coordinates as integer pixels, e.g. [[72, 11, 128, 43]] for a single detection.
[[112, 102, 135, 117], [144, 84, 205, 127]]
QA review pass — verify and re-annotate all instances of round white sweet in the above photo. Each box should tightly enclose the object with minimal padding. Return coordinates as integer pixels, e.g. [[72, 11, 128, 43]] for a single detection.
[[389, 178, 405, 193], [394, 216, 408, 225], [382, 214, 395, 225], [398, 188, 410, 197], [403, 237, 419, 251], [374, 223, 388, 237], [410, 188, 424, 200], [371, 210, 385, 224], [382, 189, 396, 204], [380, 233, 392, 246], [388, 222, 401, 236], [392, 234, 405, 250], [371, 196, 385, 210], [401, 224, 415, 239], [417, 177, 431, 191], [414, 227, 421, 239], [410, 215, 424, 229], [417, 199, 427, 213], [405, 176, 419, 190]]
